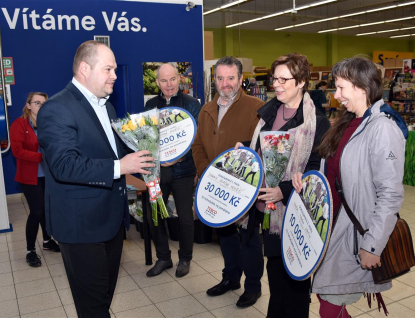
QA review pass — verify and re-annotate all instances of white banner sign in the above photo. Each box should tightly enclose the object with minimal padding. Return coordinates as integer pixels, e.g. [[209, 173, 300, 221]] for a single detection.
[[159, 107, 196, 163], [282, 170, 333, 280], [195, 147, 263, 227]]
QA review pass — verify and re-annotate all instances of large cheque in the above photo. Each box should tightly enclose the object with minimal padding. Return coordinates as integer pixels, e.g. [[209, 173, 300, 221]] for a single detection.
[[195, 147, 263, 227], [159, 107, 196, 163], [281, 170, 333, 280]]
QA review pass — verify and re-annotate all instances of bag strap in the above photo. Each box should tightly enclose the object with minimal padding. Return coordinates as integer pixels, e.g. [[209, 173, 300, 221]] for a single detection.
[[335, 177, 368, 236]]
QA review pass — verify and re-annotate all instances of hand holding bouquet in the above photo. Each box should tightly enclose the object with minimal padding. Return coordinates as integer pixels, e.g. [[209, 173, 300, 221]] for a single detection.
[[260, 131, 292, 229], [112, 109, 168, 226]]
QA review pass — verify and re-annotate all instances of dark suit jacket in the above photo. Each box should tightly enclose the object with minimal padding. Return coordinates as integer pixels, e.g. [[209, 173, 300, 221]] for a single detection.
[[37, 82, 130, 244]]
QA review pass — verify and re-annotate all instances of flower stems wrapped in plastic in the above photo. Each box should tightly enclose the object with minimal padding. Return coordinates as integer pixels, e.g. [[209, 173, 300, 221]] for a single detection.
[[259, 131, 292, 230], [112, 109, 168, 226]]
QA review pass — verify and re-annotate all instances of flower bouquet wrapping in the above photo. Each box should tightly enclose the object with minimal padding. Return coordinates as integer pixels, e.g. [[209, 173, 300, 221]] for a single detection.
[[259, 131, 292, 230], [129, 199, 143, 223], [112, 109, 168, 226]]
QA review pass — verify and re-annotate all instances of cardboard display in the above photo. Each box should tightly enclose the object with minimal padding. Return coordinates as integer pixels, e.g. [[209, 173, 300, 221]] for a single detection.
[[195, 147, 263, 228], [159, 107, 196, 163], [281, 170, 333, 280]]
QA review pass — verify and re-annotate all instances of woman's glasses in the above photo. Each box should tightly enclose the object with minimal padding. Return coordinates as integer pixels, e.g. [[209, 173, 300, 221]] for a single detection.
[[30, 101, 44, 106], [272, 77, 295, 84]]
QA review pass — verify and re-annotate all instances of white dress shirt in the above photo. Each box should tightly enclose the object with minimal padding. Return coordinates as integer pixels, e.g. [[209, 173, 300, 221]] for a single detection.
[[72, 78, 121, 179]]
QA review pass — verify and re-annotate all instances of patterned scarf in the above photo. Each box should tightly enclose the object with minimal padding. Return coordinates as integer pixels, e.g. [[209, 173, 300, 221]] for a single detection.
[[239, 92, 317, 235]]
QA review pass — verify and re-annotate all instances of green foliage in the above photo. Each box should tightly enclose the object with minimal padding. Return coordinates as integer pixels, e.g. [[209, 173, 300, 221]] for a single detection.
[[143, 68, 160, 95]]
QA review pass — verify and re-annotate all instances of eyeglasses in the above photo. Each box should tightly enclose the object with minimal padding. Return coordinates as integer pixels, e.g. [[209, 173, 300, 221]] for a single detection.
[[30, 101, 44, 106], [272, 77, 295, 84]]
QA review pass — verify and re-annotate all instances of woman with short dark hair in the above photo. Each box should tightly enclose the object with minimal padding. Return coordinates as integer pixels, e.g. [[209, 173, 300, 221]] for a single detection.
[[237, 53, 331, 317]]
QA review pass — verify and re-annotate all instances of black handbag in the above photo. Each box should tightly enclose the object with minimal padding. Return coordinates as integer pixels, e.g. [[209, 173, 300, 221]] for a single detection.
[[335, 178, 415, 284]]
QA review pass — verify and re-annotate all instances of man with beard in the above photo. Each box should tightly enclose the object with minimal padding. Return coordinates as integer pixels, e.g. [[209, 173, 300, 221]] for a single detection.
[[192, 56, 265, 308]]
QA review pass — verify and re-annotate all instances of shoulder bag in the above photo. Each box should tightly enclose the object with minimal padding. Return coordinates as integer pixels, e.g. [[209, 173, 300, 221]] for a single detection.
[[335, 178, 415, 284]]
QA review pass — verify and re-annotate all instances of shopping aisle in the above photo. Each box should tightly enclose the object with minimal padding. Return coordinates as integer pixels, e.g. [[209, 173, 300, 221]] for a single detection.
[[1, 186, 415, 317]]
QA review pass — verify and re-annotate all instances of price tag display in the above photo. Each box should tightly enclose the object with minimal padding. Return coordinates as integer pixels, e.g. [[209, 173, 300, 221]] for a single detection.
[[281, 170, 333, 280], [159, 107, 196, 163], [195, 147, 263, 227]]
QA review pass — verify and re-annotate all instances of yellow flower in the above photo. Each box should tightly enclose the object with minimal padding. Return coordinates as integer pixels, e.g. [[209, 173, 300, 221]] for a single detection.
[[121, 124, 129, 132], [127, 120, 137, 130], [150, 116, 158, 125], [137, 116, 146, 127]]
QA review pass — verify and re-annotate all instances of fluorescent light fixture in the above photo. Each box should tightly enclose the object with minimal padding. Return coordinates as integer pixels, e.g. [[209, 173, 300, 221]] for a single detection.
[[356, 26, 415, 36], [319, 15, 415, 34], [338, 25, 360, 30], [319, 28, 338, 33], [384, 16, 414, 23], [397, 1, 415, 6], [225, 0, 337, 28], [377, 29, 399, 33], [275, 1, 415, 32], [275, 16, 339, 31], [356, 32, 377, 36], [390, 34, 415, 38], [204, 0, 248, 16], [339, 12, 361, 18], [365, 5, 396, 13], [359, 21, 383, 27]]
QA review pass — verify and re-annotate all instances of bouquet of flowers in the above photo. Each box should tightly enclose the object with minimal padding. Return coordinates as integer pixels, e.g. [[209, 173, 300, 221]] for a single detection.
[[129, 199, 143, 223], [260, 131, 292, 230], [112, 109, 168, 226]]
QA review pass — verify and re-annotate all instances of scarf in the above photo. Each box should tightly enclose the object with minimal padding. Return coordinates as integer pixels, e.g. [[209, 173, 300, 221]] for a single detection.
[[238, 92, 317, 235]]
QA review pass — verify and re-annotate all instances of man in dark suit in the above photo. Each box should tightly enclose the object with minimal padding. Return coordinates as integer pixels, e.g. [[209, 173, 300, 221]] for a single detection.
[[37, 40, 155, 318]]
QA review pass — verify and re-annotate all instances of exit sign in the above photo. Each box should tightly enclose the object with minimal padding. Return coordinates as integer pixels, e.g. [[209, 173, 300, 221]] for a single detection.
[[0, 58, 15, 85]]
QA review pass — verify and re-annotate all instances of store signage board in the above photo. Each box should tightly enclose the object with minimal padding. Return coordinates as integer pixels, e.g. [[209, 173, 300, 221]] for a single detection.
[[0, 58, 15, 85], [159, 107, 196, 163], [195, 147, 263, 227], [281, 170, 333, 280]]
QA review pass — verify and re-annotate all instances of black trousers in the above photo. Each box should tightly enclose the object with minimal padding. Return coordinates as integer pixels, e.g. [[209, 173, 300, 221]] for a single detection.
[[266, 256, 311, 318], [147, 167, 194, 261], [60, 225, 124, 318], [20, 177, 51, 251], [216, 223, 263, 293]]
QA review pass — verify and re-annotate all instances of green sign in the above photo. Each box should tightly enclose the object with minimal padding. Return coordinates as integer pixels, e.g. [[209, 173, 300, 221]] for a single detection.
[[0, 58, 15, 85]]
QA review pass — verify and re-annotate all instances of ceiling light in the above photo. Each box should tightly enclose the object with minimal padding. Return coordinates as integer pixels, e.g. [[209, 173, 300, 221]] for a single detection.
[[397, 1, 415, 7], [356, 26, 415, 36], [377, 29, 399, 33], [319, 15, 415, 34], [225, 0, 337, 28], [356, 32, 377, 36], [204, 0, 248, 16], [365, 5, 397, 13], [275, 1, 415, 32], [384, 16, 415, 23], [319, 29, 338, 33], [390, 34, 415, 38], [359, 21, 383, 27]]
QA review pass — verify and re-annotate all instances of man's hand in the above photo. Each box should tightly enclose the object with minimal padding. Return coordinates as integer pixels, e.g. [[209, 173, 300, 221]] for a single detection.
[[120, 150, 155, 175], [359, 249, 381, 269], [161, 158, 182, 167]]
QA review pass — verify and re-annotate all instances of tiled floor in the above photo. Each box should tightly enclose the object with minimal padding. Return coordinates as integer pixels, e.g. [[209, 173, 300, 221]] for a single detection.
[[1, 185, 415, 317]]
